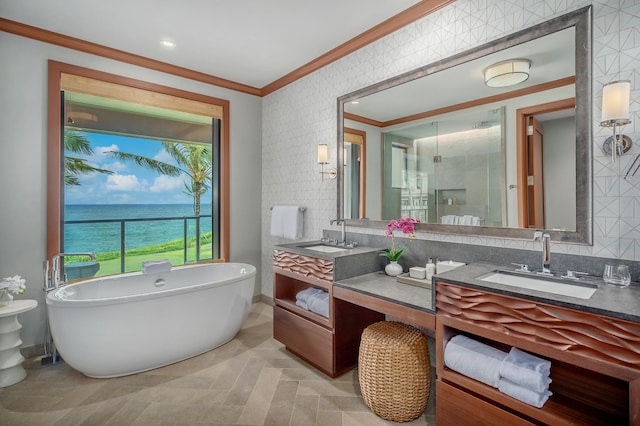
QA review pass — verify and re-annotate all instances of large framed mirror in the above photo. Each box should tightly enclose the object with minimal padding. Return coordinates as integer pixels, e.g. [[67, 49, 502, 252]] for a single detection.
[[337, 6, 592, 244]]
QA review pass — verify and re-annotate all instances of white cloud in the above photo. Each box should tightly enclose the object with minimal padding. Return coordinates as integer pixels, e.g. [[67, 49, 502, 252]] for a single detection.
[[104, 161, 128, 172], [77, 144, 120, 165], [105, 174, 145, 191], [154, 148, 174, 164], [97, 144, 119, 155], [150, 175, 184, 193]]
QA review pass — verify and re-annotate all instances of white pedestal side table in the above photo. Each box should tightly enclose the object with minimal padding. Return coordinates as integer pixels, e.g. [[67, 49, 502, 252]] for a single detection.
[[0, 299, 37, 387]]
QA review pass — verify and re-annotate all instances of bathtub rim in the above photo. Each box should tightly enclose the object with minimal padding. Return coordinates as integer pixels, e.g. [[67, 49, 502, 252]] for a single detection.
[[46, 262, 256, 309]]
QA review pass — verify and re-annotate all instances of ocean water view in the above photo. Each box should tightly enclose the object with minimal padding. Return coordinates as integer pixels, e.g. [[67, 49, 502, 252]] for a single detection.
[[64, 204, 213, 253]]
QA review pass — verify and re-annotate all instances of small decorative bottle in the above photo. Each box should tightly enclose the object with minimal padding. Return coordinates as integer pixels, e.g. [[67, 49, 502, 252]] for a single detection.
[[426, 258, 435, 280]]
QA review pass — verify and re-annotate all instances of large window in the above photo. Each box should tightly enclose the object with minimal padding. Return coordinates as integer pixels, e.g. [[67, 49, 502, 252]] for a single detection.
[[48, 62, 230, 278]]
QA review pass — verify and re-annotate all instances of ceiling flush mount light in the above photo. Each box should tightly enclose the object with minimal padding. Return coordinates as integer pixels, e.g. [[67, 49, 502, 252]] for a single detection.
[[160, 39, 176, 49], [600, 80, 632, 163], [484, 59, 531, 88], [317, 144, 336, 181]]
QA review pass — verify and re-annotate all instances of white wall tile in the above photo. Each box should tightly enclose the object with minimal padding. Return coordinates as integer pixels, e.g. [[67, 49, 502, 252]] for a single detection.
[[261, 0, 640, 295]]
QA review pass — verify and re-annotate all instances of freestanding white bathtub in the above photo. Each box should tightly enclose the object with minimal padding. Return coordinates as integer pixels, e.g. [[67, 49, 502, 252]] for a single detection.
[[46, 262, 256, 378]]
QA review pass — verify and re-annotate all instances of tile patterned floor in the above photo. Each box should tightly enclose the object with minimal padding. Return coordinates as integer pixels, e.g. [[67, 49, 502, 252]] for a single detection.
[[0, 302, 435, 425]]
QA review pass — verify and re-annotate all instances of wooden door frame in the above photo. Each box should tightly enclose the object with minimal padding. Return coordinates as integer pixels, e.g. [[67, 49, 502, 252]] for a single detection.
[[344, 127, 367, 218], [515, 98, 575, 228]]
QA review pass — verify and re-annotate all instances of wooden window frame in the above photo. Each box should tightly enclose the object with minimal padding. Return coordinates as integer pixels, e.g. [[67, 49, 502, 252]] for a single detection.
[[47, 60, 230, 262]]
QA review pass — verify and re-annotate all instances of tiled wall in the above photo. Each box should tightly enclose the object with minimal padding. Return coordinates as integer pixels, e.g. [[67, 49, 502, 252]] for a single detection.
[[261, 0, 640, 296]]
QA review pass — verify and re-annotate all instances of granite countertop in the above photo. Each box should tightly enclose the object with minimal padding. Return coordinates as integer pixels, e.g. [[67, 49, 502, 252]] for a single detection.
[[435, 262, 640, 323], [335, 272, 433, 313], [277, 240, 640, 324], [274, 240, 381, 260]]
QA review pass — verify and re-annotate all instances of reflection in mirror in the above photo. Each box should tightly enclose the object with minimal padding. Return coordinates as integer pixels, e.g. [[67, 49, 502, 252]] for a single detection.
[[382, 107, 506, 227], [337, 6, 592, 244], [344, 128, 366, 219]]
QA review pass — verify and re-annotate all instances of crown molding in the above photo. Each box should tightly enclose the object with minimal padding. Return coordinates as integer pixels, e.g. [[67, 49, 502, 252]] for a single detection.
[[261, 0, 455, 96], [1, 0, 454, 97]]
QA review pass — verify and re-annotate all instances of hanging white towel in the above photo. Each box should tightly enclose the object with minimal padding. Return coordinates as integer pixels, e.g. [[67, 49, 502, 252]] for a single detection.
[[270, 206, 304, 240], [282, 206, 304, 240], [270, 206, 285, 237], [460, 215, 473, 226]]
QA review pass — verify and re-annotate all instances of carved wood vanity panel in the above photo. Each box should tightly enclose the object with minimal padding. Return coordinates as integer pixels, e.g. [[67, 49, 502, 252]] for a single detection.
[[273, 250, 333, 283], [436, 282, 640, 377]]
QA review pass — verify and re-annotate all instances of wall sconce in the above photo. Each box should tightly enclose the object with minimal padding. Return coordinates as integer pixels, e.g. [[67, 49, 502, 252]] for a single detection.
[[600, 80, 632, 163], [484, 59, 531, 88], [317, 144, 336, 181]]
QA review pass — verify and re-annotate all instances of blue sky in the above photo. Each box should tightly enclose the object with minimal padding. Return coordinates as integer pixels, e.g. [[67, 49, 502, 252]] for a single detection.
[[64, 131, 213, 205]]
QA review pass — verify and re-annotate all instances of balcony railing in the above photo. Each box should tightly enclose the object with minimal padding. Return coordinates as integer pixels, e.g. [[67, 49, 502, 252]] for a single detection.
[[64, 214, 213, 274]]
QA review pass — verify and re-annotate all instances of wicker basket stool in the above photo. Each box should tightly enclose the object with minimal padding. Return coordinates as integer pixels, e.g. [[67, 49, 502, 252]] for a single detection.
[[358, 321, 430, 422]]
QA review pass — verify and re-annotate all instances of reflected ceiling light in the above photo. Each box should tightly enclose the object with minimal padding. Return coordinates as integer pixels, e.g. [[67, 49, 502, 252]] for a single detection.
[[160, 39, 176, 49], [484, 59, 531, 88]]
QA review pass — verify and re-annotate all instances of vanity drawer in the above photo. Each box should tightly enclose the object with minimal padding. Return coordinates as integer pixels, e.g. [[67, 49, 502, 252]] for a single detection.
[[436, 380, 535, 426], [273, 306, 333, 374]]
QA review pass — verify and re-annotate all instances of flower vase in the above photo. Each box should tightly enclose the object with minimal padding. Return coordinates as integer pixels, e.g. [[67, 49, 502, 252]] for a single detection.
[[385, 261, 403, 277], [0, 291, 13, 307]]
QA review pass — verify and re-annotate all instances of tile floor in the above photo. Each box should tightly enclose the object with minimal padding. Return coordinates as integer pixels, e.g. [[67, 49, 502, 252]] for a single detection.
[[0, 302, 435, 425]]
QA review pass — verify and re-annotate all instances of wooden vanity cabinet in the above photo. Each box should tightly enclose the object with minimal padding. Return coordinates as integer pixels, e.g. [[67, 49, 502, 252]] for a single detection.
[[273, 250, 383, 378], [435, 281, 640, 426]]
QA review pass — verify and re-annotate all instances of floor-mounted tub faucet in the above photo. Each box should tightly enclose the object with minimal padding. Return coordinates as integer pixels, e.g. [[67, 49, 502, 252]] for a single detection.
[[47, 252, 97, 290], [532, 231, 552, 276]]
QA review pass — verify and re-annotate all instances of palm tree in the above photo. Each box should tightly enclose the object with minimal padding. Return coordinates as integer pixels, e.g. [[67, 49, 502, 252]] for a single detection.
[[107, 142, 212, 215], [64, 130, 113, 185]]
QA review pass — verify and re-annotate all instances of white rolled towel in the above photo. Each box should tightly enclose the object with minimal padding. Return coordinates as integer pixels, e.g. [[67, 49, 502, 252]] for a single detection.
[[498, 378, 552, 408], [500, 347, 551, 393], [444, 335, 508, 388], [142, 259, 172, 274]]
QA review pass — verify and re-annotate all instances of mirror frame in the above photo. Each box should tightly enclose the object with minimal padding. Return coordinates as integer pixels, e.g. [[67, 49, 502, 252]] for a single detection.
[[337, 6, 592, 244]]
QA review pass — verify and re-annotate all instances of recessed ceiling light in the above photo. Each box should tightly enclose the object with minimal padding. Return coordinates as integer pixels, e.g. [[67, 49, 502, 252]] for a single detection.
[[160, 39, 176, 49], [351, 101, 359, 104]]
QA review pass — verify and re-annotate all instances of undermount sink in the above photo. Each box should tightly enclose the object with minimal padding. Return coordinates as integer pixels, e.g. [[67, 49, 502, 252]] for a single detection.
[[301, 245, 349, 253], [478, 271, 597, 299]]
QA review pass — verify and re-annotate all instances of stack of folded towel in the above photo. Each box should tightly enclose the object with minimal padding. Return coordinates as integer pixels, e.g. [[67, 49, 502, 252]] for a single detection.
[[295, 287, 329, 318], [444, 336, 552, 408], [498, 347, 552, 408]]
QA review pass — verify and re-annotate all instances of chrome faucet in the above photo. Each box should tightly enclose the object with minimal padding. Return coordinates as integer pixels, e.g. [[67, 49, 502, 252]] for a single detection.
[[330, 219, 347, 246], [532, 231, 552, 276], [47, 252, 96, 290]]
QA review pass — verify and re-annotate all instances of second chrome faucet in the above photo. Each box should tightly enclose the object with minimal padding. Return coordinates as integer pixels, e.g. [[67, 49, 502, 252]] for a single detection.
[[330, 219, 346, 246], [533, 231, 552, 276]]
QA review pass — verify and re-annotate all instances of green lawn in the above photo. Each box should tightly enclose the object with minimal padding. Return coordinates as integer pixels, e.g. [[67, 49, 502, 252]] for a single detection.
[[65, 233, 213, 277]]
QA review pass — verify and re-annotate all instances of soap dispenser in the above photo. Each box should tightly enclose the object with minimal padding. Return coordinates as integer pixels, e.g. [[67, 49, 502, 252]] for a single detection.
[[426, 258, 436, 280]]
